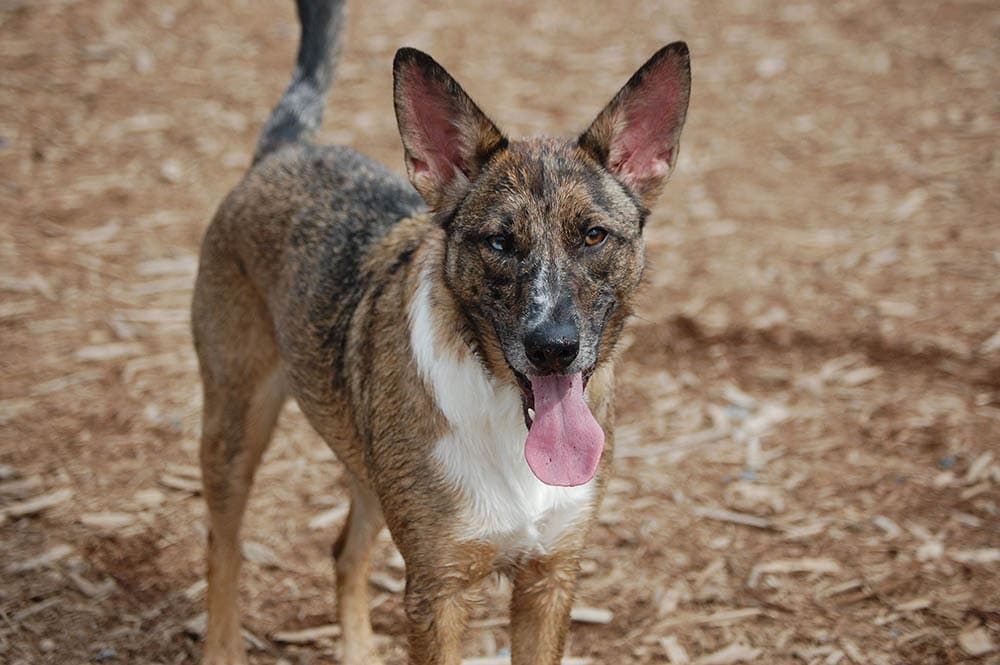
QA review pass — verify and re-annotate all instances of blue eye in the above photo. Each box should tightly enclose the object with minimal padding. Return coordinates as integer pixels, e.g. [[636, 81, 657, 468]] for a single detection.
[[487, 233, 514, 253]]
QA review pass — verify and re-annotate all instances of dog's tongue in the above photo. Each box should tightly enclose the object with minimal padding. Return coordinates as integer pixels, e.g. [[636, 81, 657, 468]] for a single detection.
[[524, 373, 605, 487]]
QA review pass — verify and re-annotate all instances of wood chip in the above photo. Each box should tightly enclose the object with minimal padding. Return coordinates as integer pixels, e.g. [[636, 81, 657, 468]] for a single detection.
[[0, 475, 44, 498], [73, 342, 144, 362], [67, 571, 117, 599], [0, 272, 56, 299], [660, 635, 691, 664], [12, 597, 61, 622], [80, 512, 137, 530], [183, 579, 207, 601], [8, 544, 73, 573], [964, 451, 994, 483], [2, 488, 73, 518], [873, 515, 901, 538], [980, 329, 1000, 355], [0, 398, 34, 425], [894, 597, 932, 612], [691, 505, 775, 530], [136, 255, 198, 277], [183, 613, 266, 650], [133, 488, 166, 508], [123, 352, 197, 381], [183, 612, 208, 638], [748, 558, 841, 588], [127, 276, 194, 296], [839, 639, 864, 664], [916, 540, 944, 561], [838, 366, 883, 386], [0, 300, 37, 319], [949, 548, 1000, 565], [308, 504, 349, 530], [617, 427, 729, 458], [570, 606, 613, 624], [656, 607, 763, 630], [272, 624, 342, 644], [462, 656, 594, 665], [369, 571, 405, 594], [694, 642, 762, 664], [165, 463, 201, 478], [74, 219, 122, 244], [158, 473, 201, 494], [816, 579, 864, 600], [242, 540, 282, 568], [31, 369, 104, 396], [958, 626, 996, 656], [115, 308, 190, 323]]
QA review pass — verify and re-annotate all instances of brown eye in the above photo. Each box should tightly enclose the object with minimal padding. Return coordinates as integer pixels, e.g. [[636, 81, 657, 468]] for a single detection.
[[584, 226, 608, 247]]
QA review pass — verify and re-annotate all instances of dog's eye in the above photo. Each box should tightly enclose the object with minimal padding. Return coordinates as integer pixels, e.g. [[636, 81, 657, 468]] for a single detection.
[[584, 227, 609, 247], [486, 233, 515, 254]]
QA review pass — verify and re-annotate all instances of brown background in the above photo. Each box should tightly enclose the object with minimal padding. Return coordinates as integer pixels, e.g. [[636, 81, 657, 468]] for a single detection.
[[1, 0, 998, 663]]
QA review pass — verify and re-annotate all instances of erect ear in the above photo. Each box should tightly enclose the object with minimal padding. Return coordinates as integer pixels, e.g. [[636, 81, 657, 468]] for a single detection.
[[578, 42, 691, 205], [393, 48, 508, 211]]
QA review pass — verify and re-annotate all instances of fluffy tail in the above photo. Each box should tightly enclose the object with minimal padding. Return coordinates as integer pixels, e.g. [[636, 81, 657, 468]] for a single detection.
[[254, 0, 347, 163]]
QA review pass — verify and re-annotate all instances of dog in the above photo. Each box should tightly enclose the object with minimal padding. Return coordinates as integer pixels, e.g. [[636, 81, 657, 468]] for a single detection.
[[192, 0, 690, 662]]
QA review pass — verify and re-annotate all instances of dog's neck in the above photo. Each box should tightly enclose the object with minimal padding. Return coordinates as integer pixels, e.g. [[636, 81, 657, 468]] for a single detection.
[[406, 228, 504, 384]]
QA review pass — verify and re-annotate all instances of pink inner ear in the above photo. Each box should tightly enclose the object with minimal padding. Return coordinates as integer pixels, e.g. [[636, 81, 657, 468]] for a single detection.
[[403, 70, 466, 184], [611, 59, 686, 186]]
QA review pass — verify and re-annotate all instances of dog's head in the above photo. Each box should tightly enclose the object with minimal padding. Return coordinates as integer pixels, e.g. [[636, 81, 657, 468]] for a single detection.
[[394, 45, 690, 485]]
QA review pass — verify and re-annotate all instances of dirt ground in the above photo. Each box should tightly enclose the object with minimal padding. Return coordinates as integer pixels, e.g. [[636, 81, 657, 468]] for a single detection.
[[1, 0, 998, 663]]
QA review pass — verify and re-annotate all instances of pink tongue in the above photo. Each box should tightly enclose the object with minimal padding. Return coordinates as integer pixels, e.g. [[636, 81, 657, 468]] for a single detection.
[[524, 373, 605, 487]]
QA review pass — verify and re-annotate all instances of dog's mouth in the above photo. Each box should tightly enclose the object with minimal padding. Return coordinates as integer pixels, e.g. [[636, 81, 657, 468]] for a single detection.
[[512, 365, 603, 487], [513, 366, 595, 430]]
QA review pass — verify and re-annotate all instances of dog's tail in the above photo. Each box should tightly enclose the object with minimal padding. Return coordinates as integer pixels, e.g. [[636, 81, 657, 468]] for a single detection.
[[253, 0, 347, 163]]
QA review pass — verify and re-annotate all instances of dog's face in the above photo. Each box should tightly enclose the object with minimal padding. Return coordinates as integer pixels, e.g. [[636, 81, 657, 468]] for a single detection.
[[394, 45, 690, 443], [441, 139, 645, 391]]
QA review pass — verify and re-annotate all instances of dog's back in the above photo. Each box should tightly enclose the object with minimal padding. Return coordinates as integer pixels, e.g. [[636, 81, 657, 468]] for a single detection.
[[193, 0, 427, 479]]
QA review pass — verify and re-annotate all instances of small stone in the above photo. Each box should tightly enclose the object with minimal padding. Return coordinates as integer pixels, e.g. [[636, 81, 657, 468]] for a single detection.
[[93, 647, 118, 662], [756, 57, 786, 78], [160, 159, 183, 183], [133, 48, 154, 74]]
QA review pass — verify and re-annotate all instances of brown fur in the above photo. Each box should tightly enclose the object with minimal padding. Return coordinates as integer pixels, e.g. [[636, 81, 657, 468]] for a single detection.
[[192, 14, 689, 663]]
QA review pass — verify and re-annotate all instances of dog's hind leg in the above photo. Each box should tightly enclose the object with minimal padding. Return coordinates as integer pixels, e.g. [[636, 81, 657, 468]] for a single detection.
[[194, 257, 287, 665], [332, 481, 386, 665]]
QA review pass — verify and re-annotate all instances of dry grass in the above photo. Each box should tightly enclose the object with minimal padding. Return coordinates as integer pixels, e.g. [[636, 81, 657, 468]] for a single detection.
[[1, 0, 998, 663]]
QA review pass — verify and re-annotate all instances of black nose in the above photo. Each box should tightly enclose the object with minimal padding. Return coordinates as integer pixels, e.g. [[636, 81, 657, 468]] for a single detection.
[[524, 323, 579, 373]]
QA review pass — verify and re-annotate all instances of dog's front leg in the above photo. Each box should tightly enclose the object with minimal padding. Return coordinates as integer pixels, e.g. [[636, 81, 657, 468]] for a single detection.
[[403, 543, 495, 665], [509, 554, 580, 665]]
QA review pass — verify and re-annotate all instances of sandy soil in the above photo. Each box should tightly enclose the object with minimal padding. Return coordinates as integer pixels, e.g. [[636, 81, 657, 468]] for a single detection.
[[1, 0, 998, 663]]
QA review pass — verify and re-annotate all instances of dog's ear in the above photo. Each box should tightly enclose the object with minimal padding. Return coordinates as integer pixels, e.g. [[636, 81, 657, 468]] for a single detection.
[[393, 48, 508, 211], [579, 42, 691, 205]]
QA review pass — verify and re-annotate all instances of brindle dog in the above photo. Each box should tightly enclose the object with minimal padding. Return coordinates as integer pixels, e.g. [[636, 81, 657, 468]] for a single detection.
[[192, 1, 690, 663]]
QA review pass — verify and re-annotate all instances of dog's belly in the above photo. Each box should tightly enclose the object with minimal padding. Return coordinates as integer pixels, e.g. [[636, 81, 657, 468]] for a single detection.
[[409, 268, 595, 555]]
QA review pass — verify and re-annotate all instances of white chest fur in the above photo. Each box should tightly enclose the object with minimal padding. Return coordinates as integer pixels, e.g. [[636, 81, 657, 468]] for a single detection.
[[408, 270, 595, 554]]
